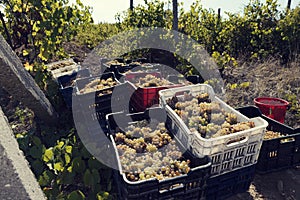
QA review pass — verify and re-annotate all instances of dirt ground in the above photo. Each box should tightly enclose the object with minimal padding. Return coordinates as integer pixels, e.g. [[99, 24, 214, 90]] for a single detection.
[[228, 167, 300, 200]]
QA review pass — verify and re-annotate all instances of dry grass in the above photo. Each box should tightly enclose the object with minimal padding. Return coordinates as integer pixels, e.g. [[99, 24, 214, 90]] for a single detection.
[[223, 57, 300, 128]]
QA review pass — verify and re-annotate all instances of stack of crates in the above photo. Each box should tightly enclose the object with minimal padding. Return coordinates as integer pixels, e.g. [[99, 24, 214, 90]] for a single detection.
[[63, 58, 299, 199], [73, 72, 135, 134], [124, 71, 184, 112], [46, 58, 90, 108], [106, 108, 212, 200], [159, 84, 268, 200], [72, 58, 145, 134], [237, 106, 300, 173], [57, 68, 90, 108]]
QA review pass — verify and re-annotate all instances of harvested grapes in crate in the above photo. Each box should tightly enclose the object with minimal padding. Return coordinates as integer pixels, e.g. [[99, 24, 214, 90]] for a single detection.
[[46, 59, 76, 70], [264, 130, 287, 140], [166, 91, 255, 138], [127, 72, 184, 112], [79, 77, 117, 94], [114, 119, 192, 182], [46, 58, 79, 80], [73, 72, 133, 126], [105, 60, 127, 67], [75, 72, 120, 97], [107, 108, 211, 200], [159, 85, 268, 176], [129, 74, 173, 88], [236, 105, 300, 173]]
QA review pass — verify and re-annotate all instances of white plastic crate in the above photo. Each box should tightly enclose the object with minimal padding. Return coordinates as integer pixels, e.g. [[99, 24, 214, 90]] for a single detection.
[[159, 84, 216, 107], [46, 58, 79, 80], [159, 84, 268, 177]]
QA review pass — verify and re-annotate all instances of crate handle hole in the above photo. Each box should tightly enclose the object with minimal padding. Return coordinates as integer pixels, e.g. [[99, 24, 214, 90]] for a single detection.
[[175, 90, 191, 97], [280, 137, 295, 144], [159, 183, 184, 194], [269, 150, 277, 157], [226, 136, 248, 147]]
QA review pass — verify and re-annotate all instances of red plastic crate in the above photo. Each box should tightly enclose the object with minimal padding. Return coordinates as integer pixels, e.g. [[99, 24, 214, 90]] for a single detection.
[[131, 85, 183, 112], [125, 72, 183, 112]]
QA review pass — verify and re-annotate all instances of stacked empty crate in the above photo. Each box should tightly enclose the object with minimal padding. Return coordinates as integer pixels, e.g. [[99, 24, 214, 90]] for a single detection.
[[46, 58, 90, 107], [237, 106, 300, 173], [46, 58, 79, 80], [159, 84, 268, 199]]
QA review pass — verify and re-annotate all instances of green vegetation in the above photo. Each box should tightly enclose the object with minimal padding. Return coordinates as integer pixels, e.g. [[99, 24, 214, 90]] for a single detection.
[[12, 106, 115, 199], [116, 0, 299, 65], [0, 0, 92, 62], [74, 23, 120, 49]]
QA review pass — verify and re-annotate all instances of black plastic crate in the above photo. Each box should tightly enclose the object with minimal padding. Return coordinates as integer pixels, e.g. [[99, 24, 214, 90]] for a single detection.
[[107, 108, 212, 200], [113, 65, 142, 80], [73, 72, 135, 123], [133, 57, 149, 63], [103, 61, 144, 80], [72, 109, 110, 136], [236, 105, 300, 173], [57, 68, 90, 108], [115, 63, 176, 82], [186, 75, 204, 84], [102, 64, 126, 74], [74, 72, 120, 111], [167, 74, 204, 85], [205, 164, 256, 200], [102, 58, 132, 74]]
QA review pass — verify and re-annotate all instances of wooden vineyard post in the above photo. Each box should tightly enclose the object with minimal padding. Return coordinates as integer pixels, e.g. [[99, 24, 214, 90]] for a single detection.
[[130, 0, 133, 11], [172, 0, 178, 31], [287, 0, 292, 10]]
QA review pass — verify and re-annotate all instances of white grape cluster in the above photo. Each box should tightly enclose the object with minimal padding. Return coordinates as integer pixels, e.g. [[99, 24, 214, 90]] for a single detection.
[[80, 77, 117, 94], [167, 92, 255, 138], [264, 130, 286, 140], [133, 74, 172, 88], [114, 120, 191, 182]]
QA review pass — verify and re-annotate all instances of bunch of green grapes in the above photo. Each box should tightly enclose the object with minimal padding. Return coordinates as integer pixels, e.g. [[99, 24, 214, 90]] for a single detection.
[[80, 77, 117, 94], [167, 92, 255, 138], [114, 120, 192, 182], [135, 74, 172, 87], [264, 130, 287, 140]]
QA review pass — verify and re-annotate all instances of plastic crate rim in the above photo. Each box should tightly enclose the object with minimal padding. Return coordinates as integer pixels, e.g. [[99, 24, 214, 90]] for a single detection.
[[165, 105, 268, 142], [190, 116, 268, 143], [159, 83, 216, 106], [74, 72, 121, 95]]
